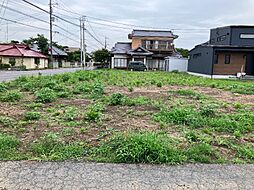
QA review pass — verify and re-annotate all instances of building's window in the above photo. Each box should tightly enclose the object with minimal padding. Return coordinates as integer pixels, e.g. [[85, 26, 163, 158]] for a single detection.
[[240, 34, 254, 39], [225, 55, 231, 64], [214, 54, 219, 64], [114, 58, 127, 67], [193, 53, 202, 59], [35, 58, 40, 66], [9, 58, 16, 67]]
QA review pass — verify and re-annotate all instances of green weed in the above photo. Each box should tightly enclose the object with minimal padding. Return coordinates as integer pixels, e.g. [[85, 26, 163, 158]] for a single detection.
[[84, 103, 104, 122], [35, 88, 57, 103], [0, 83, 7, 92], [31, 132, 86, 160], [24, 112, 41, 121], [0, 133, 20, 160], [0, 91, 22, 102], [185, 143, 220, 163], [93, 132, 186, 164], [0, 116, 16, 127]]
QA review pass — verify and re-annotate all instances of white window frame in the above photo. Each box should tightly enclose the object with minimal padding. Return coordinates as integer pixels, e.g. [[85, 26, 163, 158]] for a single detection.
[[240, 34, 254, 39]]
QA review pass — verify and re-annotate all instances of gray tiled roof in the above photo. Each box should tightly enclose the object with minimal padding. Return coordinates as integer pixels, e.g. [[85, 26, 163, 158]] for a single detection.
[[127, 46, 153, 56], [31, 44, 68, 56], [51, 46, 68, 56], [111, 42, 132, 54], [131, 30, 178, 38]]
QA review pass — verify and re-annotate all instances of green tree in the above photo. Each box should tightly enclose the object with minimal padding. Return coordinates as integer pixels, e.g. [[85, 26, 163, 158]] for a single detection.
[[176, 48, 189, 58], [10, 40, 19, 44], [23, 34, 49, 55], [67, 51, 91, 62], [92, 49, 110, 64]]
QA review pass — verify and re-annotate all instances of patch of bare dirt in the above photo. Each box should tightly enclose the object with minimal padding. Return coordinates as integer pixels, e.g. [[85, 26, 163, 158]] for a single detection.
[[103, 105, 159, 131], [0, 102, 26, 118], [106, 85, 254, 105], [45, 98, 92, 108]]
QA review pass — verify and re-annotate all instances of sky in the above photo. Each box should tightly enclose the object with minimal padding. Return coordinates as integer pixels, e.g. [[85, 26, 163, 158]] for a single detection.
[[1, 0, 254, 52]]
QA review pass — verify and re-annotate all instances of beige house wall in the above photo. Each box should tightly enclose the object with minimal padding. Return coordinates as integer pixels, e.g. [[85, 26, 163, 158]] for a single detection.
[[0, 56, 48, 69]]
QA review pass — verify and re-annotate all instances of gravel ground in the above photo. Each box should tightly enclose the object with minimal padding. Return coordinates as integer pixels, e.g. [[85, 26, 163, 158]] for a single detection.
[[0, 68, 94, 82], [0, 162, 253, 190]]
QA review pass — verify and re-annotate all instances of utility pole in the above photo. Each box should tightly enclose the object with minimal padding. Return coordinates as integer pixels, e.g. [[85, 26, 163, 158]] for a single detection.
[[49, 0, 53, 68], [6, 22, 8, 43], [82, 16, 86, 69], [80, 17, 83, 68], [104, 37, 108, 49]]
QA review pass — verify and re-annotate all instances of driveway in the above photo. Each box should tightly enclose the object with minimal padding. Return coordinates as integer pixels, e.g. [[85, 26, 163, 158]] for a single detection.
[[0, 68, 94, 82], [0, 162, 253, 190]]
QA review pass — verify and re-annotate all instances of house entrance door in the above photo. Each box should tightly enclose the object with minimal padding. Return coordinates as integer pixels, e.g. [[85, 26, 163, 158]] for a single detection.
[[245, 53, 254, 75]]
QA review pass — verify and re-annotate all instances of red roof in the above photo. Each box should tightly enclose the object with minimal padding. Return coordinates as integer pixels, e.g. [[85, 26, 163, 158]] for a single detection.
[[0, 44, 48, 59]]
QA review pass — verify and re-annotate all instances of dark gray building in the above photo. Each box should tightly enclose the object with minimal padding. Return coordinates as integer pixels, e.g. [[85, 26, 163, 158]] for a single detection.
[[188, 25, 254, 76]]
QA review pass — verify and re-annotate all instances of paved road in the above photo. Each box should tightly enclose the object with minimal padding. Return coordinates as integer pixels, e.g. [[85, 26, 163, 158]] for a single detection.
[[0, 68, 94, 82], [0, 162, 253, 190]]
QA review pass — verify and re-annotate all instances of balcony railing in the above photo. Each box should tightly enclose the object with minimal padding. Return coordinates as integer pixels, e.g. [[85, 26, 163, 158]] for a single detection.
[[142, 44, 174, 51]]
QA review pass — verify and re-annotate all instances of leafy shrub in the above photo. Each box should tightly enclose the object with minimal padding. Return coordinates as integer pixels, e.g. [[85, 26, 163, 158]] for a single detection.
[[24, 112, 41, 121], [94, 132, 186, 164], [0, 91, 22, 102], [35, 88, 57, 103]]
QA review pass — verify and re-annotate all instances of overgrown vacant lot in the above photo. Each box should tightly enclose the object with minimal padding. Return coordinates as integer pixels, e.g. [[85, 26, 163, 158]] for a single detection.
[[0, 70, 253, 164]]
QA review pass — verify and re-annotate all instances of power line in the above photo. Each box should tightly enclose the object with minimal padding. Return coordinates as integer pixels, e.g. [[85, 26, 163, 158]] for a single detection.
[[1, 4, 49, 24], [21, 0, 80, 27], [0, 16, 53, 31], [21, 0, 104, 46], [87, 19, 102, 43], [0, 0, 8, 25]]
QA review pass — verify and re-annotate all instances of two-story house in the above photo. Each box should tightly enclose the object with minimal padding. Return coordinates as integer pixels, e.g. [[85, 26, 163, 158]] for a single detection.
[[188, 25, 254, 77], [111, 30, 179, 70]]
